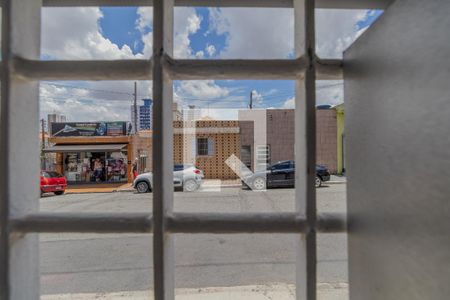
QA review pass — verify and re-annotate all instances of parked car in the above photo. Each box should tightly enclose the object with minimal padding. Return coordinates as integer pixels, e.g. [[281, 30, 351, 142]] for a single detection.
[[40, 171, 67, 196], [241, 160, 330, 190], [134, 164, 204, 193]]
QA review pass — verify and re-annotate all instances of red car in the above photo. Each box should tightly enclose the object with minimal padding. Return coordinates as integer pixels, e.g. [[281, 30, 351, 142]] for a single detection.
[[40, 171, 67, 196]]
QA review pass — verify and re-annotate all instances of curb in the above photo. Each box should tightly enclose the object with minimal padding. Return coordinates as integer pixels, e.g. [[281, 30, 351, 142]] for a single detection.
[[41, 283, 348, 300], [327, 181, 347, 185]]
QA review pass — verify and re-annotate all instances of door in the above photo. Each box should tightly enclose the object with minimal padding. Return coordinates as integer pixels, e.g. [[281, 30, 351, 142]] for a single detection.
[[268, 161, 291, 187], [286, 161, 295, 187]]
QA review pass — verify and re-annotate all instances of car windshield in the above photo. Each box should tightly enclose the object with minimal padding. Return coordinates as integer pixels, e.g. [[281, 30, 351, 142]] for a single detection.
[[43, 171, 63, 178], [174, 164, 194, 171], [174, 164, 184, 171]]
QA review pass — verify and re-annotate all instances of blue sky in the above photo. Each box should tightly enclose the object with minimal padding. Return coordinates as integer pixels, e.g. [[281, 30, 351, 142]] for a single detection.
[[99, 7, 382, 110], [40, 7, 383, 121]]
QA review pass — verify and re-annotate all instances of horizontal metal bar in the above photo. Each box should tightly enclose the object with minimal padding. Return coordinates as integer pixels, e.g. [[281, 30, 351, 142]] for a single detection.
[[316, 57, 343, 80], [10, 212, 346, 234], [168, 213, 345, 233], [165, 56, 308, 80], [315, 0, 392, 9], [316, 213, 347, 233], [43, 0, 292, 7], [10, 213, 152, 233], [166, 56, 343, 80], [39, 0, 391, 9], [9, 56, 342, 81], [11, 56, 152, 81], [168, 213, 309, 233]]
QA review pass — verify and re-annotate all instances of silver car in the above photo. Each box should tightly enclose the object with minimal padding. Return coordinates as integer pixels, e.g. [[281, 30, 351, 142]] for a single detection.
[[133, 164, 204, 193]]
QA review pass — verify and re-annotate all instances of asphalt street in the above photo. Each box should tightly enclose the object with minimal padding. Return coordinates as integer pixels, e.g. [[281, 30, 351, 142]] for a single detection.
[[39, 184, 347, 296]]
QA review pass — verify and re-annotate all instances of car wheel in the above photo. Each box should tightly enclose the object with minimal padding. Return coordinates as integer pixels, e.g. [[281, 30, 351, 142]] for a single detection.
[[315, 176, 322, 188], [54, 191, 64, 196], [136, 181, 150, 193], [252, 177, 266, 191], [183, 179, 198, 192]]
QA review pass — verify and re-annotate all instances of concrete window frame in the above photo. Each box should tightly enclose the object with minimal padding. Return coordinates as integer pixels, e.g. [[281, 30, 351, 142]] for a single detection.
[[0, 0, 391, 299]]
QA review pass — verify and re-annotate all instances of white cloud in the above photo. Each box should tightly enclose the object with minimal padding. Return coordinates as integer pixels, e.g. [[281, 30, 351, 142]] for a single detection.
[[205, 44, 216, 57], [200, 108, 238, 120], [40, 8, 154, 123], [40, 80, 152, 122], [39, 7, 373, 123], [40, 84, 128, 121], [177, 80, 231, 100], [316, 80, 344, 105], [195, 51, 205, 58], [135, 7, 203, 58], [281, 80, 344, 108], [136, 7, 153, 58], [208, 8, 372, 59], [208, 8, 294, 59], [251, 90, 263, 104], [42, 7, 142, 60], [136, 7, 153, 33], [315, 9, 369, 58], [283, 97, 295, 109], [174, 8, 202, 58]]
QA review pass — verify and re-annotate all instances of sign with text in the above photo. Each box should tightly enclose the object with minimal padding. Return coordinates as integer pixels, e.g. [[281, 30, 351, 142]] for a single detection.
[[51, 122, 127, 137]]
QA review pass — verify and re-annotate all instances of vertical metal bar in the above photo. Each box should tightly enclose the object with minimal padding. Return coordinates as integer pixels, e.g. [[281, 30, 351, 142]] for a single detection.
[[0, 0, 42, 299], [153, 0, 175, 299], [294, 0, 316, 299]]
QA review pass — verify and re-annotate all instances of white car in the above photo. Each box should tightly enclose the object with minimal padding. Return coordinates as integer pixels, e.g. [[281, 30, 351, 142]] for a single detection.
[[133, 164, 204, 193]]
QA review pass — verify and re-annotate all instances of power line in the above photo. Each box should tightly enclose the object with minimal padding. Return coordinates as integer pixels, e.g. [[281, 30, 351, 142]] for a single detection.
[[41, 82, 150, 98]]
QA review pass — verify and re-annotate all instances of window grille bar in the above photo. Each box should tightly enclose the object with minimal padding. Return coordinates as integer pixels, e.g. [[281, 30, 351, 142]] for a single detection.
[[9, 57, 342, 81], [164, 56, 307, 80], [1, 1, 42, 299], [316, 57, 342, 80], [152, 0, 175, 299], [294, 0, 317, 299], [11, 57, 152, 81], [10, 213, 153, 233], [10, 213, 347, 234], [37, 0, 392, 9], [304, 0, 318, 297]]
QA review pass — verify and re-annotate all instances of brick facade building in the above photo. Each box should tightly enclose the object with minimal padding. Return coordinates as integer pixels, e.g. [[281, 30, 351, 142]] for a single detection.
[[132, 121, 241, 179]]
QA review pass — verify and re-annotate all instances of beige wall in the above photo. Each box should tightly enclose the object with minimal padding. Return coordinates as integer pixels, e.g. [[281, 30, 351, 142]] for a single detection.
[[316, 109, 338, 173], [239, 109, 339, 173]]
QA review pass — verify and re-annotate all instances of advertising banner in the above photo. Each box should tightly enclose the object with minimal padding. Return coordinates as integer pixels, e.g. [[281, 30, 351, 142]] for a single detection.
[[51, 122, 127, 137]]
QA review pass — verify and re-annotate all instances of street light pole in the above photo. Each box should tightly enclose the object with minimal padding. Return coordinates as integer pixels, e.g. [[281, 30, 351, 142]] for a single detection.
[[40, 118, 45, 170], [133, 82, 138, 134]]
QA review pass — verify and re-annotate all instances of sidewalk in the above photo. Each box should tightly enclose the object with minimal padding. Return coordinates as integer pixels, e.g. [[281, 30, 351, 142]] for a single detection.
[[329, 175, 347, 184], [42, 283, 348, 300], [65, 183, 133, 194]]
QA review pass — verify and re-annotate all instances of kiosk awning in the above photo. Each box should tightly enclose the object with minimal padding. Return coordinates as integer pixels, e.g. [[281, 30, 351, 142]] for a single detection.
[[44, 144, 127, 153]]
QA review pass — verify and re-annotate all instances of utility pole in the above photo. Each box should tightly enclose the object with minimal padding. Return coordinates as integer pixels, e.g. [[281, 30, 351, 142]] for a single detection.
[[249, 91, 253, 109], [133, 81, 138, 134], [40, 118, 46, 170]]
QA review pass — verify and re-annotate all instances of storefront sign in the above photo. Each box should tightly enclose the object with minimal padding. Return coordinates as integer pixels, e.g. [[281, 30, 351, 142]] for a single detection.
[[51, 122, 127, 137]]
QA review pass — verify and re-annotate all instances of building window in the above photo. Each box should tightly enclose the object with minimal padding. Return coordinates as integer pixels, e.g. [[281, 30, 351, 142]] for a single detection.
[[197, 137, 214, 156], [256, 145, 271, 169]]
